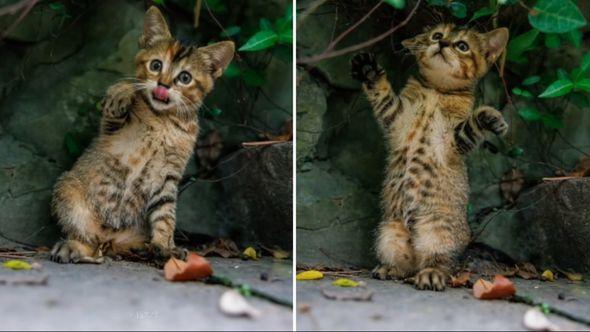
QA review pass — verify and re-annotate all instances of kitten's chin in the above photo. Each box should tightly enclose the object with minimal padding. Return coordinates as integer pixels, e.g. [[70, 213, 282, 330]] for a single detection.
[[145, 93, 175, 112]]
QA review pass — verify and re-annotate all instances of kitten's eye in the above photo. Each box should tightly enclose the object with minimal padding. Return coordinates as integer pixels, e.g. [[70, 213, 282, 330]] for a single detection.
[[177, 71, 192, 85], [431, 32, 443, 41], [149, 59, 162, 72], [455, 41, 470, 52]]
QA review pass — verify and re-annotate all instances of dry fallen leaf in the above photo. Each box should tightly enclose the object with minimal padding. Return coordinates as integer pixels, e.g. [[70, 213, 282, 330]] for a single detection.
[[219, 289, 262, 319], [473, 275, 516, 300], [541, 270, 555, 282], [197, 238, 241, 258], [242, 247, 258, 261], [261, 245, 290, 260], [296, 270, 324, 280], [2, 260, 32, 270], [516, 262, 539, 280], [449, 271, 472, 288], [570, 156, 590, 177], [564, 272, 583, 282], [523, 307, 559, 331], [332, 278, 359, 287], [263, 119, 293, 142], [196, 130, 223, 171], [164, 253, 213, 282], [500, 168, 525, 204]]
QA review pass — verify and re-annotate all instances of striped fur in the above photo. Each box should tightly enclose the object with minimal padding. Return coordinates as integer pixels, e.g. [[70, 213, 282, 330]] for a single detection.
[[351, 24, 508, 291], [50, 6, 234, 264]]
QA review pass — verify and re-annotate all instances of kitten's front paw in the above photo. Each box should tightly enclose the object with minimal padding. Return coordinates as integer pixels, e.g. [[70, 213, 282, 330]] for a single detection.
[[102, 82, 135, 117], [372, 265, 410, 280], [350, 52, 385, 84], [477, 107, 508, 136], [414, 268, 447, 291]]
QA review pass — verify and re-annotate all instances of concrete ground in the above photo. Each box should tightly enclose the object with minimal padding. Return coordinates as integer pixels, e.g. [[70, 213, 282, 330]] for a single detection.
[[297, 272, 590, 331], [0, 256, 293, 331]]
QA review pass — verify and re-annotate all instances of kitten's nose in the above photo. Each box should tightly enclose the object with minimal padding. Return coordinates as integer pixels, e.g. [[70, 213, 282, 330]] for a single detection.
[[438, 40, 450, 49]]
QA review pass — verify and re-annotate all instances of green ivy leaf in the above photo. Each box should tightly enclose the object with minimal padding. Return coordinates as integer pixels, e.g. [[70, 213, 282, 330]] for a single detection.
[[275, 17, 290, 34], [223, 62, 241, 78], [205, 0, 227, 13], [242, 69, 266, 87], [284, 3, 293, 22], [518, 107, 542, 121], [384, 0, 406, 9], [563, 29, 582, 48], [539, 79, 574, 98], [49, 2, 65, 11], [507, 147, 524, 158], [449, 2, 467, 18], [544, 33, 560, 49], [556, 68, 570, 81], [209, 108, 222, 117], [580, 53, 590, 74], [221, 26, 241, 38], [470, 7, 495, 21], [152, 0, 164, 5], [541, 113, 564, 129], [507, 29, 539, 63], [239, 30, 278, 52], [529, 0, 587, 33], [278, 28, 292, 44], [259, 18, 273, 31], [575, 78, 590, 93], [512, 87, 534, 98], [522, 75, 541, 86]]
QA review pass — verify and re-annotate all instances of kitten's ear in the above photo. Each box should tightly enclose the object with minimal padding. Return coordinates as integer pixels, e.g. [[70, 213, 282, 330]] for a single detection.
[[139, 6, 172, 49], [198, 41, 235, 79], [484, 28, 509, 64]]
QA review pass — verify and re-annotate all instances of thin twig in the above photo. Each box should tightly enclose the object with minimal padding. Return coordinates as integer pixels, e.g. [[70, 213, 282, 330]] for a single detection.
[[297, 0, 422, 65]]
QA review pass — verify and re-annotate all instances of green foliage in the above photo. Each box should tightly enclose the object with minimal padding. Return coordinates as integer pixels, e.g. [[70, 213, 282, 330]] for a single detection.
[[528, 0, 586, 33], [506, 29, 539, 63], [470, 7, 495, 21], [384, 0, 406, 10], [427, 1, 467, 18], [239, 3, 292, 52], [538, 79, 574, 98]]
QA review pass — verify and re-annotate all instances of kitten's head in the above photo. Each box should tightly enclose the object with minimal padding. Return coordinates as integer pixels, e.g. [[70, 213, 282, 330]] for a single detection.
[[402, 24, 508, 91], [135, 6, 234, 115]]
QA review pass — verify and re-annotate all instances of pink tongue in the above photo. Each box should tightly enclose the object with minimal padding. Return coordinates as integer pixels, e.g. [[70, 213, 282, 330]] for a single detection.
[[153, 86, 169, 101]]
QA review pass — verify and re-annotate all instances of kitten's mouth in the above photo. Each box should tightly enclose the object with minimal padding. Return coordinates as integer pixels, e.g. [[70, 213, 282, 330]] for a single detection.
[[433, 49, 448, 64], [152, 86, 170, 104]]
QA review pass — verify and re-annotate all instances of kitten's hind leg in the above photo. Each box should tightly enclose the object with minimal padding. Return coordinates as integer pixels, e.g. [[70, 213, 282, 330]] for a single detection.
[[412, 214, 470, 291], [50, 239, 104, 264], [373, 219, 416, 280]]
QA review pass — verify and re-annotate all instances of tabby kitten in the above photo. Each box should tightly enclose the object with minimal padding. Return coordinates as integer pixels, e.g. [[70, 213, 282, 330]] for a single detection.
[[50, 6, 234, 264], [351, 24, 509, 290]]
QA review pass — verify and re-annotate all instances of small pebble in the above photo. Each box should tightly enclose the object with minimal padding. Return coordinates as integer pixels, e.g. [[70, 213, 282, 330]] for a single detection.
[[260, 272, 269, 281]]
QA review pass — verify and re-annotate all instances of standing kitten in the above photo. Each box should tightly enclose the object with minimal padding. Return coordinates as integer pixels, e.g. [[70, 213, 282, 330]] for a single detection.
[[351, 24, 509, 290], [50, 6, 234, 264]]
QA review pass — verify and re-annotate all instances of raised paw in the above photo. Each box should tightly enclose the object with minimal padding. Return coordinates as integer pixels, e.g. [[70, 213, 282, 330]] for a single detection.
[[50, 240, 104, 264], [414, 268, 447, 291], [101, 82, 135, 117], [477, 107, 508, 136], [372, 265, 410, 280], [350, 52, 385, 84]]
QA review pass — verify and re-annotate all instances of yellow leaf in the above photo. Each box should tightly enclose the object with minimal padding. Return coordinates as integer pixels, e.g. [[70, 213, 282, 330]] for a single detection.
[[296, 270, 324, 280], [271, 249, 290, 260], [2, 260, 32, 270], [242, 247, 258, 260], [332, 278, 359, 287], [541, 270, 554, 282], [565, 272, 583, 281]]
